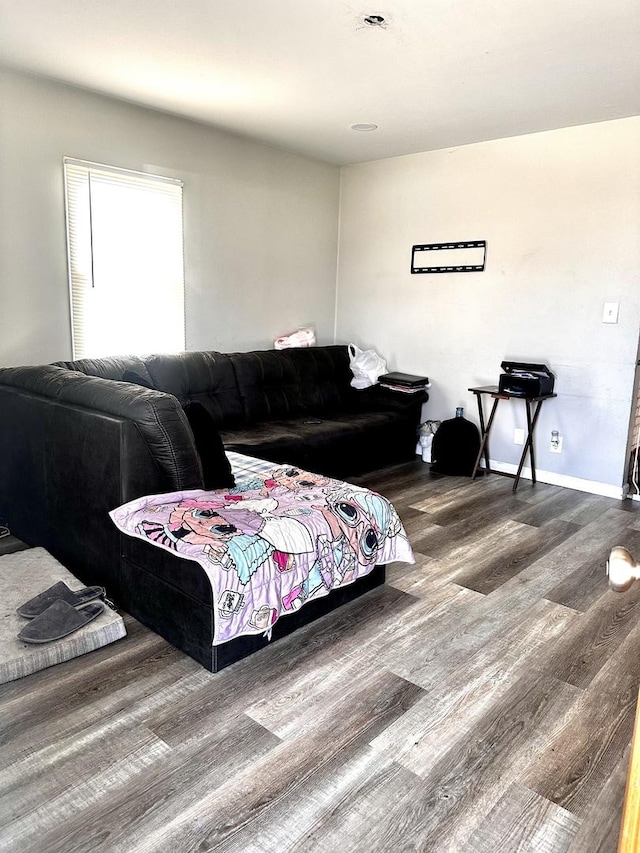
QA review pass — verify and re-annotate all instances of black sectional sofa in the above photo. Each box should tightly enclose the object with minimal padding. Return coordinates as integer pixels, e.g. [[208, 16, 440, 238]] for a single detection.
[[0, 345, 426, 670]]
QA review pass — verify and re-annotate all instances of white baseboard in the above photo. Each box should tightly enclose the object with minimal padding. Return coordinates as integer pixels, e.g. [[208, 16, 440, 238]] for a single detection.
[[482, 460, 625, 500]]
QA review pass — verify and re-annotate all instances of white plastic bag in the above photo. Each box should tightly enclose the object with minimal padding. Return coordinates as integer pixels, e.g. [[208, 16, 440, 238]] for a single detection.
[[348, 343, 387, 389], [417, 420, 442, 462], [274, 328, 316, 350]]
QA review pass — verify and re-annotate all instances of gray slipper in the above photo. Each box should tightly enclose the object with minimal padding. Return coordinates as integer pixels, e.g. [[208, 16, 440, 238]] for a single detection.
[[17, 600, 105, 644], [16, 581, 105, 619]]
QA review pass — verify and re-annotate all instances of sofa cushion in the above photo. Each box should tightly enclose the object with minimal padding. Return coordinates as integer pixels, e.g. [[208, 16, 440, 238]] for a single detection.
[[292, 412, 406, 477], [220, 421, 308, 468], [183, 401, 235, 489], [230, 350, 304, 422], [220, 408, 418, 478], [284, 346, 356, 414], [143, 351, 245, 429]]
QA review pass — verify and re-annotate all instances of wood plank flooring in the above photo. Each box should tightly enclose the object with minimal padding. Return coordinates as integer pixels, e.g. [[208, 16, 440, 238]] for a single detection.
[[2, 462, 640, 852]]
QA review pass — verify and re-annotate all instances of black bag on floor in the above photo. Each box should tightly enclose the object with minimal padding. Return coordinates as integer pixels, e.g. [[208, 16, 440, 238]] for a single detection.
[[430, 413, 480, 476]]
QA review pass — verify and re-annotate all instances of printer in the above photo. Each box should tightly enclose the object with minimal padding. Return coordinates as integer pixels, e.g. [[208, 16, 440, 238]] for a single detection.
[[498, 361, 555, 397]]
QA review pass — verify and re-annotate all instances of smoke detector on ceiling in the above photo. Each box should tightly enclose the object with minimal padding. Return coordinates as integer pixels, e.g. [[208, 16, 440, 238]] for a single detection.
[[351, 123, 378, 132]]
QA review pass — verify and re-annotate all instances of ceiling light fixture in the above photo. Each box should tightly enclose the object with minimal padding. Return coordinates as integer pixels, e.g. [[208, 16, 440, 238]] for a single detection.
[[363, 14, 386, 26], [351, 123, 378, 132]]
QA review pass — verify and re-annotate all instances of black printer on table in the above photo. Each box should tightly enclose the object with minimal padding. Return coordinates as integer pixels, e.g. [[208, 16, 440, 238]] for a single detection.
[[498, 361, 555, 398]]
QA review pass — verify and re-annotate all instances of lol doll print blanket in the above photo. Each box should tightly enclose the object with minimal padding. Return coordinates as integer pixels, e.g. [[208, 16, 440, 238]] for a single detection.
[[110, 453, 415, 645]]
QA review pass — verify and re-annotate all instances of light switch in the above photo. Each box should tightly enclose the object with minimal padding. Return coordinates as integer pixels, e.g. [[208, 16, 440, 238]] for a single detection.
[[602, 302, 619, 324]]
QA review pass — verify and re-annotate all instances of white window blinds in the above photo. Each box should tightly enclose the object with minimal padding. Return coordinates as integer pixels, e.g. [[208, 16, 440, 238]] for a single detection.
[[63, 158, 185, 359]]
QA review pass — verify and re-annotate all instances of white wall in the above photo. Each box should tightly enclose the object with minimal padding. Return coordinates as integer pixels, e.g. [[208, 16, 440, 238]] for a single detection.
[[0, 70, 340, 366], [2, 69, 638, 493], [337, 118, 640, 492]]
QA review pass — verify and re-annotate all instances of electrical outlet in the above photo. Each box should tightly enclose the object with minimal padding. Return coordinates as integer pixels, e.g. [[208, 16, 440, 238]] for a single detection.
[[602, 302, 619, 323], [550, 435, 563, 453], [513, 428, 525, 445]]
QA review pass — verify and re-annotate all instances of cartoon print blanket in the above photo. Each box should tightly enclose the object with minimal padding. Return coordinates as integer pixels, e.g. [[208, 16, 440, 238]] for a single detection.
[[109, 453, 415, 645]]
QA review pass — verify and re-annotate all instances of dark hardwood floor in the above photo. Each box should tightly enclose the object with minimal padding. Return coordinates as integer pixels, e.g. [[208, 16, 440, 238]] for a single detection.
[[2, 462, 640, 852]]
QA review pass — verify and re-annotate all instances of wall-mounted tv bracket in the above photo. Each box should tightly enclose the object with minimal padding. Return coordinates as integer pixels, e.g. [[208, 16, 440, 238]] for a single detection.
[[411, 240, 487, 274]]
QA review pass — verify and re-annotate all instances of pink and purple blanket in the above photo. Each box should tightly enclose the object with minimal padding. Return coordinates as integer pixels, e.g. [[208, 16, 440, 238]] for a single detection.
[[110, 453, 415, 645]]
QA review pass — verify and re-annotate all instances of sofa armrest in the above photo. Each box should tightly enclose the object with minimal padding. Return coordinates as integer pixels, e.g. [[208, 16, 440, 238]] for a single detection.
[[0, 365, 203, 490], [348, 384, 428, 415]]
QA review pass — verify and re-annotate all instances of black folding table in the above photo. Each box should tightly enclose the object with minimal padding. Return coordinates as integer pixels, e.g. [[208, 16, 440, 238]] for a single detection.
[[468, 385, 557, 492]]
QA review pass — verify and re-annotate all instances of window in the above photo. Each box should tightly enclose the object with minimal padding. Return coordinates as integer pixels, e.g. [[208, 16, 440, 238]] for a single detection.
[[63, 158, 185, 359]]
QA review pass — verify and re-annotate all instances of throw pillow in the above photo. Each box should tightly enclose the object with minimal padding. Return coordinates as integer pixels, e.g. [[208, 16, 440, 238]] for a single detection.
[[183, 400, 235, 490], [122, 370, 155, 389]]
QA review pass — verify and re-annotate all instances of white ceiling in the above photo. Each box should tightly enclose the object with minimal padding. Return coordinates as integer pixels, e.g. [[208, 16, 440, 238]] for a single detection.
[[1, 0, 639, 165]]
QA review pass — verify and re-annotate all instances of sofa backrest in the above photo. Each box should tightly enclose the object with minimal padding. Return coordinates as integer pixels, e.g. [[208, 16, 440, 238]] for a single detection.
[[226, 346, 355, 422], [229, 350, 305, 422], [54, 345, 356, 426], [284, 347, 356, 414], [53, 355, 155, 386], [143, 351, 245, 429]]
